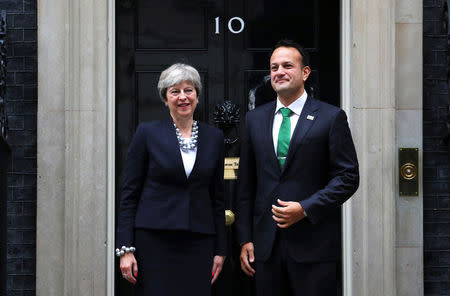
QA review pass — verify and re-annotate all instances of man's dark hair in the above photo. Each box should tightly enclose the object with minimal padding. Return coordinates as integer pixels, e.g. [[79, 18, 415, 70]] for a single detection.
[[271, 39, 310, 68]]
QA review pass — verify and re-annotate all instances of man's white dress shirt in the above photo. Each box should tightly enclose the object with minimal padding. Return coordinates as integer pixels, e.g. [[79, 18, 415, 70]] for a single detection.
[[272, 91, 308, 154]]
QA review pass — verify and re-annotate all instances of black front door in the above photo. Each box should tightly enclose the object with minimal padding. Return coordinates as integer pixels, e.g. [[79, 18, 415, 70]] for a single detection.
[[115, 1, 340, 295]]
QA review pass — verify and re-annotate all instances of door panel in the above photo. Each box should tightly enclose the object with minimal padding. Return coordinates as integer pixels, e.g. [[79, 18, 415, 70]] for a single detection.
[[137, 1, 209, 50], [116, 0, 340, 295], [244, 0, 318, 49]]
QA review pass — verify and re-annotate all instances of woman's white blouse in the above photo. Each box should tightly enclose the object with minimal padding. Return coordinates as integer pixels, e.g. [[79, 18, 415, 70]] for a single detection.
[[179, 137, 197, 178]]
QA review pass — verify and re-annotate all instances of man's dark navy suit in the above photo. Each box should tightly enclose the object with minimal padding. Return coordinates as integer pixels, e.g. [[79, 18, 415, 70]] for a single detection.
[[236, 95, 359, 268], [116, 118, 226, 255]]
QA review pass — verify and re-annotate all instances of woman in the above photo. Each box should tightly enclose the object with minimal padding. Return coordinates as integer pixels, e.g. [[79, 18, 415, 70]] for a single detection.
[[116, 63, 226, 295]]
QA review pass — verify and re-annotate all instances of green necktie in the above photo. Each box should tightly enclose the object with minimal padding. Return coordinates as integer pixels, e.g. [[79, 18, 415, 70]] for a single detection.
[[277, 108, 292, 168]]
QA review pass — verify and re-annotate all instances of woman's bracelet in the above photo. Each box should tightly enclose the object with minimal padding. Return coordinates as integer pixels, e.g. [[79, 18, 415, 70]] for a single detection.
[[115, 246, 136, 257]]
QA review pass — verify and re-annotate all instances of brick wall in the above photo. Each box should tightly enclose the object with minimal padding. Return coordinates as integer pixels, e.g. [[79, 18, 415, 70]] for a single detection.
[[1, 0, 37, 295], [423, 0, 450, 295]]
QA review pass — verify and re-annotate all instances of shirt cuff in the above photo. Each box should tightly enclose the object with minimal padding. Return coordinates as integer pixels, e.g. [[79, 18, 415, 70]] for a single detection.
[[299, 202, 307, 216]]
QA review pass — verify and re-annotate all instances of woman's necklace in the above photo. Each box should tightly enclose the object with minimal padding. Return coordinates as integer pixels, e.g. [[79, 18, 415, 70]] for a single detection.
[[174, 120, 198, 151]]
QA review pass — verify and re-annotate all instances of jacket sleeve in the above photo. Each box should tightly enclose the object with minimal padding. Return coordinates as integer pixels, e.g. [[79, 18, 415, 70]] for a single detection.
[[116, 124, 148, 247], [300, 109, 359, 224], [210, 131, 226, 255], [235, 113, 257, 245]]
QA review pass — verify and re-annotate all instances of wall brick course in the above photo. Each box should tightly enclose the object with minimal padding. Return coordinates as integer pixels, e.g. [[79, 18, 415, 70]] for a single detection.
[[7, 245, 34, 259], [424, 196, 438, 208], [6, 57, 23, 71], [7, 258, 22, 274], [23, 1, 35, 13], [13, 14, 35, 29], [438, 168, 450, 179], [6, 289, 22, 296], [7, 186, 13, 201], [6, 71, 14, 85], [7, 173, 23, 186], [8, 215, 35, 230], [12, 159, 36, 173], [23, 57, 35, 71], [424, 20, 436, 35], [424, 64, 448, 78], [423, 150, 448, 164], [425, 281, 441, 294], [438, 196, 450, 208], [423, 1, 450, 295], [15, 72, 36, 84], [13, 43, 36, 57], [424, 92, 449, 107], [424, 0, 437, 7], [23, 116, 35, 130], [425, 223, 450, 235], [7, 130, 36, 145], [442, 282, 450, 295], [425, 267, 450, 282], [7, 28, 22, 42], [0, 1, 22, 13], [424, 7, 446, 20], [424, 50, 437, 64], [423, 236, 450, 251], [6, 230, 22, 244], [424, 210, 450, 223], [424, 167, 437, 180], [6, 86, 23, 101], [22, 29, 34, 42], [11, 186, 35, 201], [10, 100, 37, 115], [7, 115, 24, 130], [22, 175, 35, 186], [7, 202, 22, 215], [434, 50, 448, 64], [21, 230, 34, 243], [22, 258, 34, 274], [23, 86, 35, 99], [424, 123, 447, 137], [22, 202, 34, 216], [424, 181, 450, 195], [424, 36, 448, 50], [435, 251, 450, 265], [11, 275, 34, 289]]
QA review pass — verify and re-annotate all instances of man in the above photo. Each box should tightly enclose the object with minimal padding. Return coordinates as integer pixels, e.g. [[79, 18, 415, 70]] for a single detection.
[[236, 39, 359, 296]]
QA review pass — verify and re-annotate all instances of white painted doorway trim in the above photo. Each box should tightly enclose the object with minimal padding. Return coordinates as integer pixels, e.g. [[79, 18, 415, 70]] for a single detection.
[[105, 0, 353, 294], [340, 0, 353, 295], [106, 0, 116, 294]]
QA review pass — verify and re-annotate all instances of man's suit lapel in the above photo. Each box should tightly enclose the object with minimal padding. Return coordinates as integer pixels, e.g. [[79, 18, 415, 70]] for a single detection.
[[282, 96, 319, 174], [264, 102, 281, 174], [165, 118, 188, 182]]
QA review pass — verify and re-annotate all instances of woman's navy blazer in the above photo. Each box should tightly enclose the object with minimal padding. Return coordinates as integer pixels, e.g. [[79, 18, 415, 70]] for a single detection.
[[116, 119, 226, 255]]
